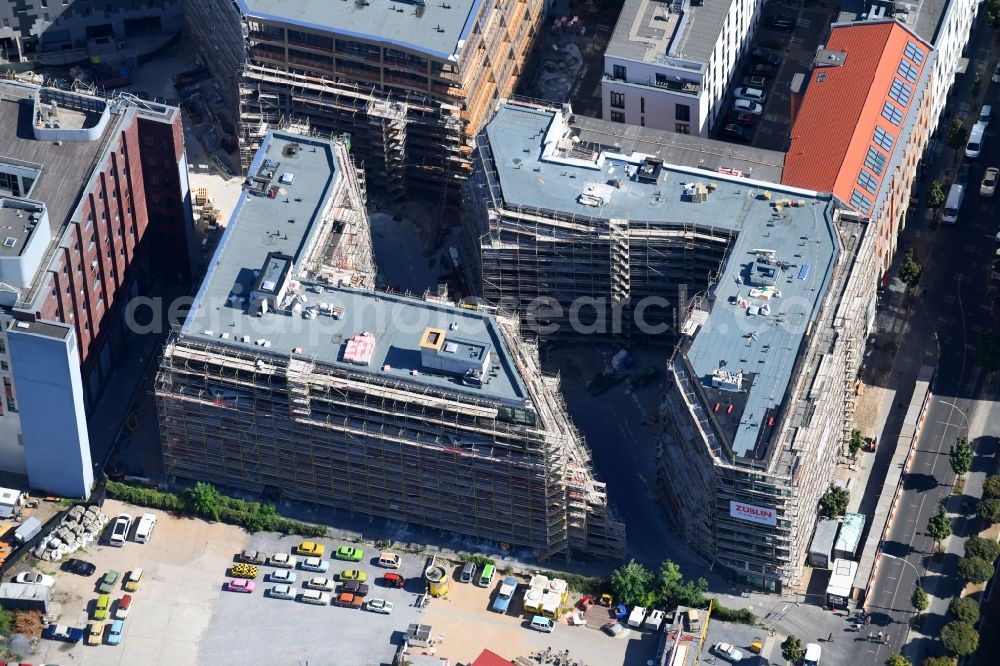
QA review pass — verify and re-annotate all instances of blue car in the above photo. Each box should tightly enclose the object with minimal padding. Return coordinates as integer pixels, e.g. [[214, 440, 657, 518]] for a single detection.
[[106, 619, 125, 646], [300, 556, 330, 573], [43, 624, 85, 643], [268, 569, 297, 584], [491, 577, 518, 614]]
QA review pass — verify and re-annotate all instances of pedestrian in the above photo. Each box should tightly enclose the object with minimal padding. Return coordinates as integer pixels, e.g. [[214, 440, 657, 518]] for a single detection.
[[878, 631, 883, 643]]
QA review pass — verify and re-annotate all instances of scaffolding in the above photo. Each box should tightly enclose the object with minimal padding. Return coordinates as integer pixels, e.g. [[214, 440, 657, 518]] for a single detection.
[[156, 309, 624, 562]]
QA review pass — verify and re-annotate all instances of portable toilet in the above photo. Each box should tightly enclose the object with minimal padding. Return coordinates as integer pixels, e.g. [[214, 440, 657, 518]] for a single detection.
[[424, 561, 449, 597], [523, 587, 544, 614], [528, 573, 550, 591], [540, 591, 562, 618], [548, 577, 568, 603]]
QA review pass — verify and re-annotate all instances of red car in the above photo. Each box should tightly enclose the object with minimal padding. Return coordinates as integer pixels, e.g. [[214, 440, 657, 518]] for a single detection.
[[731, 111, 756, 126], [382, 572, 406, 589]]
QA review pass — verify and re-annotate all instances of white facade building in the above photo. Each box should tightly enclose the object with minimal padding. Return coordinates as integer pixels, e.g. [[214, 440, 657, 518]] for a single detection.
[[602, 0, 761, 136]]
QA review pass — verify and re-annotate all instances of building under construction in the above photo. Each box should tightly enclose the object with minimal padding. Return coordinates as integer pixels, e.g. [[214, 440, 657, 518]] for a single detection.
[[156, 131, 625, 561], [468, 101, 880, 590], [183, 0, 542, 203]]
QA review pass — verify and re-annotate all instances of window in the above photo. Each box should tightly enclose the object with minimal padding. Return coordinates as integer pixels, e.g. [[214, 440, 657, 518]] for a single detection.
[[873, 126, 894, 151], [675, 104, 691, 122], [865, 147, 887, 175], [898, 60, 918, 83], [610, 91, 625, 109], [904, 41, 924, 66], [613, 65, 627, 80], [610, 112, 625, 123], [889, 79, 912, 107], [675, 123, 690, 134], [857, 169, 878, 194], [881, 101, 903, 125], [850, 189, 872, 212]]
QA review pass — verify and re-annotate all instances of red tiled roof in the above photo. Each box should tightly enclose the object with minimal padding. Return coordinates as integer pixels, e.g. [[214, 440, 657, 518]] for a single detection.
[[782, 21, 930, 212], [471, 649, 514, 666]]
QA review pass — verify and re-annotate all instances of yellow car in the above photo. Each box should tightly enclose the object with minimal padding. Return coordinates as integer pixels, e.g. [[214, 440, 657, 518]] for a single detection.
[[94, 594, 110, 621], [338, 569, 367, 582], [86, 622, 104, 646], [295, 542, 325, 557], [124, 568, 143, 592], [231, 563, 259, 579]]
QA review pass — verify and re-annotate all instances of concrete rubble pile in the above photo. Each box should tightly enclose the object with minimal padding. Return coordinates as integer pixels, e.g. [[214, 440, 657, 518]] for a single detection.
[[31, 505, 107, 561]]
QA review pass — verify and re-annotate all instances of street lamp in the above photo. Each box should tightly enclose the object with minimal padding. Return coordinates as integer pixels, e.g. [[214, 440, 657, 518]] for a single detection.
[[937, 399, 970, 437]]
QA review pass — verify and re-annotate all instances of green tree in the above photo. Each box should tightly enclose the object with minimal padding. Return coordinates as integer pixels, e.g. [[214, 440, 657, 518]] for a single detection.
[[939, 620, 979, 656], [899, 249, 923, 288], [911, 586, 929, 612], [886, 655, 912, 666], [610, 559, 654, 607], [926, 180, 946, 208], [949, 437, 973, 477], [949, 596, 981, 624], [947, 118, 967, 150], [977, 498, 1000, 523], [957, 556, 995, 584], [654, 560, 708, 608], [926, 505, 952, 550], [0, 606, 10, 634], [978, 331, 1000, 374], [922, 658, 955, 666], [781, 635, 804, 663], [984, 474, 1000, 499], [987, 0, 1000, 29], [964, 534, 1000, 563], [848, 429, 865, 460], [819, 486, 850, 518], [184, 482, 222, 521]]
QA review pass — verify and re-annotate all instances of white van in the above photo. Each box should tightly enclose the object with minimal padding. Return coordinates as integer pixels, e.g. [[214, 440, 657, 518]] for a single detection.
[[134, 513, 157, 543], [942, 183, 964, 224], [966, 121, 986, 158], [803, 642, 821, 665]]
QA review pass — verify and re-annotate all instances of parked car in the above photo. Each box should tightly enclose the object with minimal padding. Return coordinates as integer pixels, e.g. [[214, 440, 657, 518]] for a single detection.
[[366, 598, 394, 614], [339, 569, 367, 582], [109, 514, 133, 547], [123, 568, 143, 592], [269, 569, 297, 584], [602, 621, 630, 638], [378, 551, 401, 568], [295, 541, 325, 557], [13, 571, 54, 588], [993, 62, 1000, 84], [381, 572, 406, 588], [721, 124, 752, 144], [231, 563, 259, 579], [98, 571, 120, 594], [491, 577, 518, 614], [305, 577, 336, 592], [299, 589, 330, 605], [750, 48, 781, 66], [734, 86, 766, 103], [730, 111, 756, 126], [300, 556, 330, 573], [733, 99, 764, 116], [106, 619, 124, 646], [743, 75, 767, 88], [115, 594, 132, 620], [530, 616, 556, 633], [713, 642, 745, 663], [746, 62, 777, 78], [981, 167, 998, 197], [334, 546, 364, 562], [227, 578, 255, 593], [803, 642, 822, 666], [767, 15, 796, 31], [134, 512, 157, 543], [268, 553, 297, 569], [62, 558, 96, 577], [238, 550, 267, 565], [341, 580, 370, 597], [269, 584, 295, 600], [333, 592, 363, 608], [43, 624, 85, 643], [86, 622, 104, 646], [94, 594, 111, 620]]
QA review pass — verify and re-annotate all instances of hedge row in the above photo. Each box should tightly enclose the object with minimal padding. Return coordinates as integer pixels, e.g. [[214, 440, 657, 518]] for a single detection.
[[105, 479, 325, 538], [709, 599, 757, 625]]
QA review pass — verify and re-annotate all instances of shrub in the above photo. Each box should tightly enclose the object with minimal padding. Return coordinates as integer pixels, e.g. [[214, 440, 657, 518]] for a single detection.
[[939, 620, 978, 656], [983, 474, 1000, 499], [710, 600, 756, 625], [957, 555, 994, 584], [978, 498, 1000, 523], [949, 597, 980, 624], [537, 571, 606, 595], [922, 657, 954, 666], [964, 535, 1000, 563]]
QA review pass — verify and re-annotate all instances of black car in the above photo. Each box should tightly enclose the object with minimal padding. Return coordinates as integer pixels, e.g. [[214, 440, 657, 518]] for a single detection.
[[746, 62, 777, 78], [61, 558, 96, 577], [720, 124, 752, 144], [750, 47, 782, 67]]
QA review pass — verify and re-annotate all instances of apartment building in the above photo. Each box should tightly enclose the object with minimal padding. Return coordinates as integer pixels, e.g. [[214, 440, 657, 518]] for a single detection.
[[185, 0, 542, 203], [839, 0, 978, 130], [784, 21, 934, 276], [468, 99, 880, 590], [0, 81, 193, 496], [602, 0, 761, 136], [467, 100, 786, 338], [157, 131, 625, 561], [0, 0, 182, 65]]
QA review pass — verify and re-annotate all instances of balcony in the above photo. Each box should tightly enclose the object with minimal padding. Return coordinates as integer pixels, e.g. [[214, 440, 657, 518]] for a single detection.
[[287, 37, 333, 53], [603, 73, 701, 96], [335, 48, 382, 65], [250, 46, 285, 64]]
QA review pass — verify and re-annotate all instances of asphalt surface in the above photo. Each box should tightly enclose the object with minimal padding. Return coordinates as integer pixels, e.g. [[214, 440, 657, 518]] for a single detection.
[[864, 20, 1000, 665]]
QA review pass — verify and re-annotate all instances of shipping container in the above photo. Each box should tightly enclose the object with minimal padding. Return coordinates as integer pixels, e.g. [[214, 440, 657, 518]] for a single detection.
[[808, 518, 840, 568]]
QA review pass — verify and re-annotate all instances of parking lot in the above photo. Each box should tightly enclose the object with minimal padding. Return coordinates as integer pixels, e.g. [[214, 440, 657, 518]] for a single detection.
[[716, 1, 841, 150]]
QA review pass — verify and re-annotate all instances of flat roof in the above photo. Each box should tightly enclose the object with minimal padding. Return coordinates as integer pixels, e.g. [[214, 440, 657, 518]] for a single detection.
[[838, 0, 945, 46], [0, 200, 44, 257], [484, 103, 838, 457], [239, 0, 483, 62], [606, 0, 732, 66], [184, 131, 527, 404]]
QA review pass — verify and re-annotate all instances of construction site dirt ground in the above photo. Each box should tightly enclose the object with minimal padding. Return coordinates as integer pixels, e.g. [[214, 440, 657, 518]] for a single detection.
[[28, 499, 247, 666], [421, 571, 658, 665]]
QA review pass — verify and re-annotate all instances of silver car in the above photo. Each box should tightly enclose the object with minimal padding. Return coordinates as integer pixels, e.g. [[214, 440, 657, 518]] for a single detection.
[[734, 87, 766, 103], [981, 167, 998, 197], [269, 584, 295, 600], [365, 598, 394, 614], [298, 589, 330, 605], [712, 642, 744, 663]]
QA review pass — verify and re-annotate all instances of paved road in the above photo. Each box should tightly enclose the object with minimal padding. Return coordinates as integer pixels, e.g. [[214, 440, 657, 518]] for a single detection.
[[865, 19, 1000, 664]]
